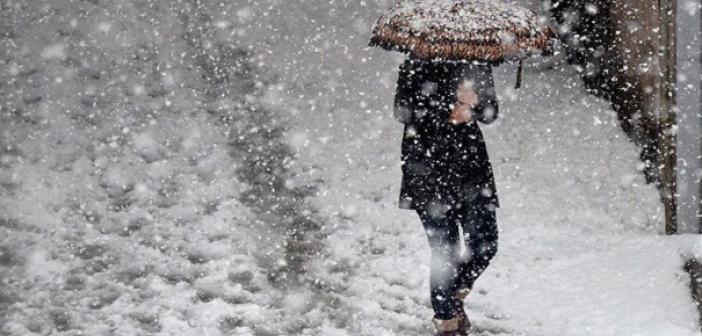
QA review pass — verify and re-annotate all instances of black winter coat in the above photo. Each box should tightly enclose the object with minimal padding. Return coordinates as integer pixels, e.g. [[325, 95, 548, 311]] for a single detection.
[[394, 57, 500, 212]]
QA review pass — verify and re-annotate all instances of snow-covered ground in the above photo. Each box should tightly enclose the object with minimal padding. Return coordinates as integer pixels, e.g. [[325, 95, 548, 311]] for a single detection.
[[1, 1, 328, 334], [1, 1, 701, 336]]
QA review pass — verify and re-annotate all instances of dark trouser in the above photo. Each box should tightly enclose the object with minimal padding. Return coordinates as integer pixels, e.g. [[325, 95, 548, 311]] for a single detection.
[[416, 203, 498, 320]]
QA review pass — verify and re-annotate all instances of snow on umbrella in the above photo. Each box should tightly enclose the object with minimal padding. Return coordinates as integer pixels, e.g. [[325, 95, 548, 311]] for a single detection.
[[369, 0, 554, 61], [369, 0, 555, 87]]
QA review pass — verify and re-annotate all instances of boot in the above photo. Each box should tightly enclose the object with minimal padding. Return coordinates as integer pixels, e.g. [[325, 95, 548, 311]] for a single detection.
[[454, 289, 471, 335], [432, 317, 462, 336]]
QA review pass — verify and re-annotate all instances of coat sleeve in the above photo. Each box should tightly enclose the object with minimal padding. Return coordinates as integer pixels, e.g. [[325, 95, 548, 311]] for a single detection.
[[458, 63, 499, 125], [393, 61, 415, 124]]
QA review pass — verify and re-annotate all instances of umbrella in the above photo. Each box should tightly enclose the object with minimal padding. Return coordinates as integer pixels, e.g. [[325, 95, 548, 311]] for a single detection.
[[368, 0, 555, 87]]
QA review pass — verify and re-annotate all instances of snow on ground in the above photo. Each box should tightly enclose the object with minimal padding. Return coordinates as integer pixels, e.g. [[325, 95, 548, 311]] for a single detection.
[[1, 1, 701, 336], [1, 1, 326, 335]]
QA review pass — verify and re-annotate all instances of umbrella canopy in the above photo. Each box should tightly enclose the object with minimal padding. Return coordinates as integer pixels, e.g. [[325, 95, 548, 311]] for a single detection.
[[369, 0, 554, 62]]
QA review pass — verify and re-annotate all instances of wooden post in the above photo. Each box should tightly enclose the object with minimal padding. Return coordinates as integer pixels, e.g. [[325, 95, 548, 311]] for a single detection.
[[658, 0, 678, 234]]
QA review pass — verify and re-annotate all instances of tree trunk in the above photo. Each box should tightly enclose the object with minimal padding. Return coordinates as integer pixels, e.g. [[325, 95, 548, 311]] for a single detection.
[[550, 0, 678, 234], [658, 0, 677, 234]]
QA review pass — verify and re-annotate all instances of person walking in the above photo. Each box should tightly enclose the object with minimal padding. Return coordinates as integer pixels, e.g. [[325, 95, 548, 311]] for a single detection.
[[369, 2, 552, 334], [394, 56, 500, 336]]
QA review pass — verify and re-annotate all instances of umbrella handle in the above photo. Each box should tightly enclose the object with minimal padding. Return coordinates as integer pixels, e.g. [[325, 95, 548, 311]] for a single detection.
[[515, 60, 523, 89]]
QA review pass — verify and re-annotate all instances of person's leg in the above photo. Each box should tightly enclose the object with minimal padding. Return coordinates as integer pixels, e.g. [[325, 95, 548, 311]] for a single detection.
[[416, 207, 462, 321], [456, 203, 498, 291]]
